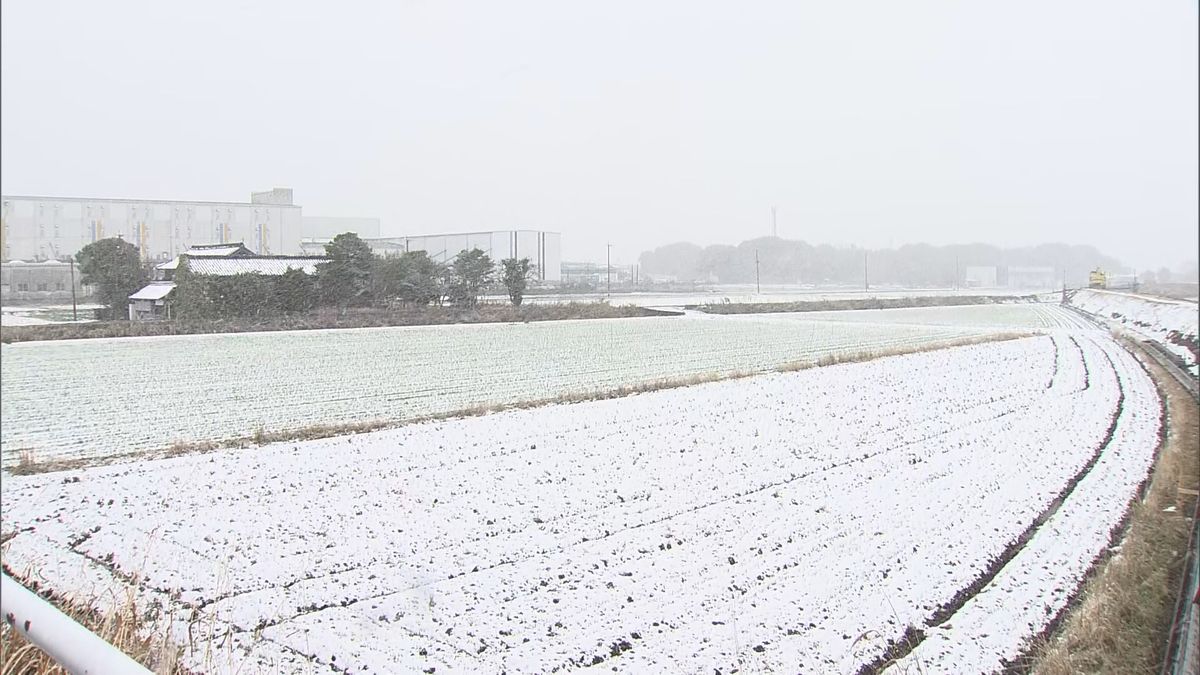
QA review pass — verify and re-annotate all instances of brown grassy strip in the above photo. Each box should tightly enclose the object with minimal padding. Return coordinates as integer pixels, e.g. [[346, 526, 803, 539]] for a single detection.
[[1021, 340, 1199, 675], [6, 332, 1027, 476], [0, 566, 183, 675], [689, 294, 1039, 315], [0, 303, 675, 344]]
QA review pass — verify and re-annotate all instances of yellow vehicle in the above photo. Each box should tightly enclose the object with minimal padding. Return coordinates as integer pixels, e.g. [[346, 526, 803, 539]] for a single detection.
[[1088, 268, 1107, 289]]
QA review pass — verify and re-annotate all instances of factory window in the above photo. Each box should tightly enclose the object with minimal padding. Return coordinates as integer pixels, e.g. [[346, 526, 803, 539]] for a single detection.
[[17, 283, 28, 291], [56, 282, 65, 291], [37, 283, 48, 291]]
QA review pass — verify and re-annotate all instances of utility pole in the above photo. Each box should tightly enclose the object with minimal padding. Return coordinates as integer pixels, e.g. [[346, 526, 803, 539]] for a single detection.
[[606, 243, 612, 296], [68, 256, 77, 321], [755, 249, 761, 294]]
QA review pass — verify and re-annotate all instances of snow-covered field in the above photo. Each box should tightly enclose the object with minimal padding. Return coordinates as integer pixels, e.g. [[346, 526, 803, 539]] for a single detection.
[[1, 304, 1077, 467], [1, 304, 102, 326], [500, 286, 1046, 308], [1070, 289, 1199, 375], [772, 302, 1095, 331], [0, 312, 54, 326], [0, 331, 1161, 674]]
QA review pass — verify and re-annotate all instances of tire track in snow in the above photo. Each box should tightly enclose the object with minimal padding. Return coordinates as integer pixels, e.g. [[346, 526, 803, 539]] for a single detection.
[[855, 335, 1126, 674]]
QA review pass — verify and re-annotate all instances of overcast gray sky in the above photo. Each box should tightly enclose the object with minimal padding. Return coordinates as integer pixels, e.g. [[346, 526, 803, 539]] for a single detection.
[[2, 0, 1196, 269]]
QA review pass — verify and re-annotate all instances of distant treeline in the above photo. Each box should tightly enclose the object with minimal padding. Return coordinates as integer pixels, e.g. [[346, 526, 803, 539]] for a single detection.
[[638, 239, 1125, 288]]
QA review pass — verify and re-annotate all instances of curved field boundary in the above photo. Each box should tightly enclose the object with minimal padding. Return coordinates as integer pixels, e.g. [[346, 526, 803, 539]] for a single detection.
[[880, 335, 1161, 673], [1, 332, 1160, 674]]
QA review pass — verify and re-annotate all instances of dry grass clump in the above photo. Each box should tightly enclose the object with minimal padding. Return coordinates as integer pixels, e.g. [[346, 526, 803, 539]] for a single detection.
[[1027, 347, 1199, 675], [14, 450, 37, 474], [0, 572, 182, 675], [7, 451, 80, 477], [780, 332, 1026, 372]]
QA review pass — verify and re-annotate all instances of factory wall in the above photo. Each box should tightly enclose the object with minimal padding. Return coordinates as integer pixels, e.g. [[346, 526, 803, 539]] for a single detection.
[[1, 195, 303, 261]]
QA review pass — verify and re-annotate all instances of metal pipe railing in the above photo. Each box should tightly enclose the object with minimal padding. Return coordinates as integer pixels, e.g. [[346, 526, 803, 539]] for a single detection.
[[1, 572, 151, 674], [1162, 500, 1200, 675]]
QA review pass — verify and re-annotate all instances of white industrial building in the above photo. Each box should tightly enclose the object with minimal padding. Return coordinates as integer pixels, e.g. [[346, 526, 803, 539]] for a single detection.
[[0, 188, 377, 263], [963, 266, 998, 288], [1005, 266, 1057, 289], [300, 230, 562, 282], [962, 265, 1058, 290]]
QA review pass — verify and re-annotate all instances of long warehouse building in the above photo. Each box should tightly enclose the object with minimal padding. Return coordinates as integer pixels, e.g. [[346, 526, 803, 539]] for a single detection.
[[0, 188, 379, 262], [300, 230, 562, 282]]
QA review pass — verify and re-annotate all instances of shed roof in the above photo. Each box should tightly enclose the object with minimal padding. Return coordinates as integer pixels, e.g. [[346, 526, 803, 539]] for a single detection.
[[129, 283, 176, 301]]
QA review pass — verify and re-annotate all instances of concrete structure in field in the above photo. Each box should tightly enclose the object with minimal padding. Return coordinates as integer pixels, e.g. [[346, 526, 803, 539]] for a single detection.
[[0, 188, 379, 264], [300, 230, 562, 282]]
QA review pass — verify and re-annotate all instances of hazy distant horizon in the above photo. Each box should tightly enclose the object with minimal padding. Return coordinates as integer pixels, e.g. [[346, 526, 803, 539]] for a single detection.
[[3, 1, 1196, 270]]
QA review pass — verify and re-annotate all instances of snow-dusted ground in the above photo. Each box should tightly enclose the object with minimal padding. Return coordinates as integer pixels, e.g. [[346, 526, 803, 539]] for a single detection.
[[0, 313, 54, 326], [1, 304, 102, 326], [495, 286, 1046, 308], [0, 331, 1161, 674], [1070, 289, 1199, 375], [765, 302, 1095, 331], [1, 304, 1077, 467]]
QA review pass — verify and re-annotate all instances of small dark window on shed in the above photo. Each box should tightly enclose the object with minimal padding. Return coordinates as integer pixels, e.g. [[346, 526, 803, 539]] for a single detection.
[[55, 282, 65, 290], [37, 283, 49, 291], [17, 283, 29, 291]]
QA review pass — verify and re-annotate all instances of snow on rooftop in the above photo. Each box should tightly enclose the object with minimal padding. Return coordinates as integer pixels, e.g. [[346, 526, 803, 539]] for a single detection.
[[182, 244, 249, 257], [183, 257, 327, 276], [129, 283, 177, 301]]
